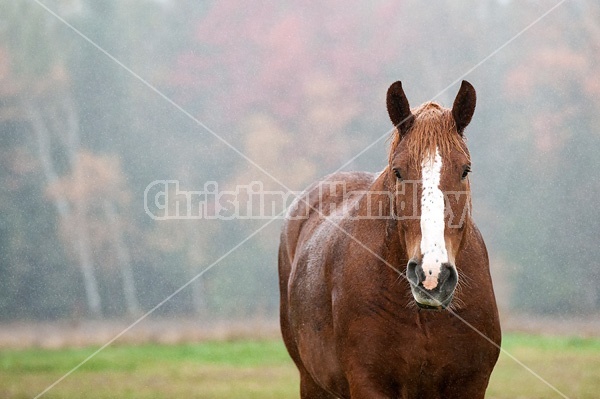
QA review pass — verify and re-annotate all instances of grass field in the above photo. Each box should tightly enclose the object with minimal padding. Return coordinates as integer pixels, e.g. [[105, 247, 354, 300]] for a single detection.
[[1, 333, 599, 398]]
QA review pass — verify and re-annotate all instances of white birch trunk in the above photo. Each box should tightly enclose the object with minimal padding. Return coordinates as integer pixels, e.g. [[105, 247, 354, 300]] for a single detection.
[[29, 101, 102, 318], [185, 221, 207, 316], [103, 200, 141, 317]]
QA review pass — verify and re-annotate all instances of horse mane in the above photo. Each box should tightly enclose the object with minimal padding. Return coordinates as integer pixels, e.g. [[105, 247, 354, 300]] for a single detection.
[[388, 102, 469, 167]]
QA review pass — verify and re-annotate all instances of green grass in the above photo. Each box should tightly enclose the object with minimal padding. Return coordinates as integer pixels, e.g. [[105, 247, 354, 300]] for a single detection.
[[1, 333, 599, 398], [487, 333, 600, 399]]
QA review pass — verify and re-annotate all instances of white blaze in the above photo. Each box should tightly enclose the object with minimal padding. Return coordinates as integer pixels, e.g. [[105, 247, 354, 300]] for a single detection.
[[420, 148, 447, 290]]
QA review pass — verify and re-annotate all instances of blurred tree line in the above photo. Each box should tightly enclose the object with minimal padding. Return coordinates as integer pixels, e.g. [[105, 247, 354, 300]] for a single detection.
[[0, 0, 599, 320]]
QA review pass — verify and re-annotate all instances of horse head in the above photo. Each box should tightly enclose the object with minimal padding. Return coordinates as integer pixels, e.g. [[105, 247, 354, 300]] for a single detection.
[[386, 81, 476, 309]]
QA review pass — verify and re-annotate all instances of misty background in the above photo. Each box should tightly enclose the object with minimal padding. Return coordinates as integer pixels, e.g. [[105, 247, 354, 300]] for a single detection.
[[1, 0, 599, 326]]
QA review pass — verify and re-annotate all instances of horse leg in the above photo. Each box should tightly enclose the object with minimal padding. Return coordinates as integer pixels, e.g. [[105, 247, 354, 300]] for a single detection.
[[440, 375, 490, 399], [300, 372, 337, 399], [346, 373, 396, 399], [347, 385, 395, 399]]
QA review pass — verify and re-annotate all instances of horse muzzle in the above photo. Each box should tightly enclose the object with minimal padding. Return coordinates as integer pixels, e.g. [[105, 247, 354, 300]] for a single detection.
[[407, 259, 458, 310]]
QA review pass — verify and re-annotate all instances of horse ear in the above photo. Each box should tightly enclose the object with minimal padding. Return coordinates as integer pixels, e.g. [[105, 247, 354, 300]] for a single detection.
[[452, 80, 477, 135], [386, 81, 414, 136]]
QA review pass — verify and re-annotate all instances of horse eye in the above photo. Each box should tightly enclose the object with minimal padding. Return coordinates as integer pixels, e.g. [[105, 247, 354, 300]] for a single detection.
[[393, 168, 402, 180], [461, 166, 471, 180]]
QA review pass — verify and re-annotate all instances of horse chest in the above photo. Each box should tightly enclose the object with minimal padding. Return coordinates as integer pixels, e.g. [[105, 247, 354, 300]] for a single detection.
[[334, 289, 497, 372]]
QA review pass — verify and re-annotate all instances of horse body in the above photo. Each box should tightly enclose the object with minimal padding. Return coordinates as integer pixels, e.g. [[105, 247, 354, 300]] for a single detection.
[[279, 82, 501, 399]]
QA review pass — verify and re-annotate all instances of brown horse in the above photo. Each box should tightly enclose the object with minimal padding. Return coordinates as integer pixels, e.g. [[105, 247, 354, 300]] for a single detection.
[[278, 81, 501, 398]]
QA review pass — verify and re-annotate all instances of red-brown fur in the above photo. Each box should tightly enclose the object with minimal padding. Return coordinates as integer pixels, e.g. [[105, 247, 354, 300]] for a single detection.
[[279, 81, 501, 398]]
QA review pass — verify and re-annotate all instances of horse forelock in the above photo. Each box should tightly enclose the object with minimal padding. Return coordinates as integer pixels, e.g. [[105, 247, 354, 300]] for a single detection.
[[388, 102, 470, 168]]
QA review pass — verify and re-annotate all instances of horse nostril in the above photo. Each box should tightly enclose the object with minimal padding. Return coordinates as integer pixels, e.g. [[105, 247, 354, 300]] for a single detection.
[[448, 266, 458, 286], [407, 259, 425, 287], [438, 263, 458, 288]]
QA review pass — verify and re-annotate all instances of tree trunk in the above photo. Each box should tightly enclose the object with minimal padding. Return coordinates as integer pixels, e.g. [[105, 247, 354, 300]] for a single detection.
[[185, 221, 207, 316], [103, 200, 141, 317], [29, 101, 103, 318]]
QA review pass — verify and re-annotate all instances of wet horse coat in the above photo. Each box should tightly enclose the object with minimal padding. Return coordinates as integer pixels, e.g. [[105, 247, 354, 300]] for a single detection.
[[279, 81, 501, 398]]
